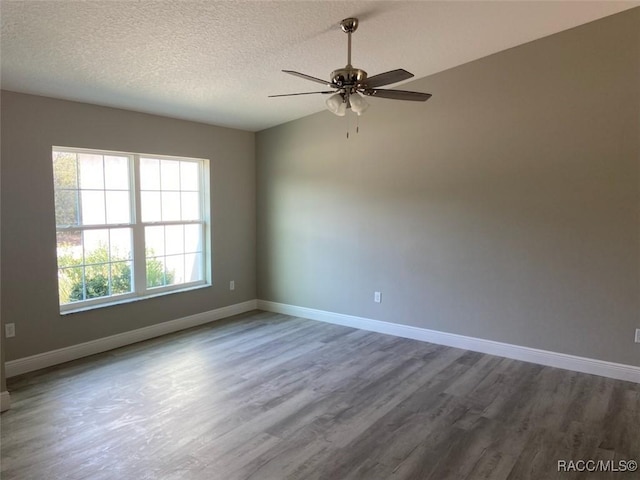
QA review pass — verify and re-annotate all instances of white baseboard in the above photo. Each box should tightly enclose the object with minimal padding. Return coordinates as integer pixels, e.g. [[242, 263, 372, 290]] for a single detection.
[[257, 300, 640, 384], [5, 300, 258, 378], [1, 391, 10, 412], [7, 298, 638, 384]]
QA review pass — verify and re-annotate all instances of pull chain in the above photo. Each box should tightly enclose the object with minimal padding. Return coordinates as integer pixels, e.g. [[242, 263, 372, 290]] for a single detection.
[[345, 112, 362, 139], [346, 110, 350, 138]]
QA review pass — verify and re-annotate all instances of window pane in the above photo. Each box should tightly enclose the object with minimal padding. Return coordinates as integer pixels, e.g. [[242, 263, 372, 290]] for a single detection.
[[160, 160, 180, 190], [55, 190, 79, 226], [140, 158, 160, 190], [146, 256, 165, 288], [80, 191, 106, 225], [54, 149, 209, 309], [78, 153, 104, 189], [185, 253, 203, 282], [106, 191, 131, 224], [85, 264, 109, 299], [110, 228, 132, 261], [161, 192, 181, 221], [141, 191, 161, 222], [165, 254, 185, 285], [180, 162, 199, 191], [110, 261, 132, 295], [53, 152, 77, 189], [104, 156, 129, 190], [59, 266, 84, 304], [145, 226, 164, 256], [83, 229, 109, 263], [184, 224, 202, 253], [181, 192, 200, 221], [57, 230, 82, 267], [165, 225, 184, 255]]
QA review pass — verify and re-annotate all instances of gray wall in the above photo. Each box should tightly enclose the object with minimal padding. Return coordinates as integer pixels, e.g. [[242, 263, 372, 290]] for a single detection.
[[1, 185, 5, 398], [1, 299, 5, 407], [256, 9, 640, 366], [1, 91, 256, 362]]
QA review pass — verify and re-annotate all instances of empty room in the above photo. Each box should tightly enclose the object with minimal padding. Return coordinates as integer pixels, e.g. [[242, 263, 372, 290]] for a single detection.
[[1, 1, 639, 479]]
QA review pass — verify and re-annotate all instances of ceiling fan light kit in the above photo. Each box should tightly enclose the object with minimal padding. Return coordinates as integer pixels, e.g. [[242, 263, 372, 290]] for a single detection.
[[348, 92, 369, 115], [326, 93, 347, 116], [270, 16, 431, 126]]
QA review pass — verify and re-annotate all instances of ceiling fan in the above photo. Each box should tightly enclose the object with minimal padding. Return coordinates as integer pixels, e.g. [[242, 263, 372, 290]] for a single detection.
[[269, 17, 432, 116]]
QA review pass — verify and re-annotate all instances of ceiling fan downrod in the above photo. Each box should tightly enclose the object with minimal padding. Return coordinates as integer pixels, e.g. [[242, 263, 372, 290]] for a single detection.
[[340, 17, 358, 68], [331, 18, 367, 94]]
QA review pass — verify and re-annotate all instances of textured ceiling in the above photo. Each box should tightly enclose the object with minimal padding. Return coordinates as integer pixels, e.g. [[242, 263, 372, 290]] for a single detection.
[[1, 1, 638, 131]]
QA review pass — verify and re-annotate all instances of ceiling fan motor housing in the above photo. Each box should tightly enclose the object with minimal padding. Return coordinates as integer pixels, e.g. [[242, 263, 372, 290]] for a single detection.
[[331, 68, 367, 89]]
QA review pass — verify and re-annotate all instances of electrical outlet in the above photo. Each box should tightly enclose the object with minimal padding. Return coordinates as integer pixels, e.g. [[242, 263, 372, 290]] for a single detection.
[[374, 291, 381, 303], [635, 328, 640, 344], [5, 323, 15, 338], [230, 280, 235, 291]]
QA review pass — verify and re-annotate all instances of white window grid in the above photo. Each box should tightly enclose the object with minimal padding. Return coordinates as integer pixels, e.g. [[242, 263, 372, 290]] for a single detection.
[[53, 147, 211, 312]]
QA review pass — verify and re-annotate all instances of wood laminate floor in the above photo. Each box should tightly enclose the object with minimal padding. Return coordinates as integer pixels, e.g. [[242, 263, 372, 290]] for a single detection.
[[1, 311, 639, 480]]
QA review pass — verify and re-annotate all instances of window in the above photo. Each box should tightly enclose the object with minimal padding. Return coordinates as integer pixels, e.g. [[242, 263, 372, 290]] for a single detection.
[[52, 147, 210, 312]]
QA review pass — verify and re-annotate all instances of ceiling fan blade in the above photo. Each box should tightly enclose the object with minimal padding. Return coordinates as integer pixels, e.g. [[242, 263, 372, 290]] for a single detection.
[[364, 89, 432, 102], [364, 69, 414, 88], [283, 70, 331, 86], [269, 91, 334, 97]]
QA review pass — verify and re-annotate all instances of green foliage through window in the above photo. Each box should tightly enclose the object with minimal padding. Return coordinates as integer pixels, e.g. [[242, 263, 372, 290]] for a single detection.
[[57, 244, 171, 304]]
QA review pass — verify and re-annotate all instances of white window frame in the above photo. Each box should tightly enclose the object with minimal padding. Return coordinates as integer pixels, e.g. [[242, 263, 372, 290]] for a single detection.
[[53, 146, 212, 313]]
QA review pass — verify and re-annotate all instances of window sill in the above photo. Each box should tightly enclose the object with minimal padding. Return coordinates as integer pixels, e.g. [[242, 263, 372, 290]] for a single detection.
[[60, 283, 211, 315]]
